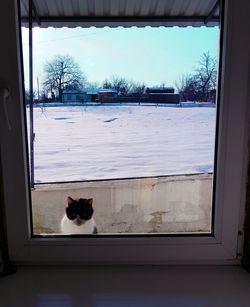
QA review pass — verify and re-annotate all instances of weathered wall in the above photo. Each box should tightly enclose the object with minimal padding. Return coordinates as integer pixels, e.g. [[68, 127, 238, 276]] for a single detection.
[[32, 174, 213, 234]]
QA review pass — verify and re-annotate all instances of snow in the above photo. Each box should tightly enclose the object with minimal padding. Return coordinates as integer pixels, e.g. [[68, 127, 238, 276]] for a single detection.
[[26, 104, 216, 183]]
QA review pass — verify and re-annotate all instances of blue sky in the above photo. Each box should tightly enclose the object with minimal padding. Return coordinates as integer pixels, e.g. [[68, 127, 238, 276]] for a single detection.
[[21, 26, 219, 90]]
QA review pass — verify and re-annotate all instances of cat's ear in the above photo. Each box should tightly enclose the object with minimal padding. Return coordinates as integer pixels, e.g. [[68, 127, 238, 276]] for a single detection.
[[67, 196, 74, 206], [87, 198, 93, 206]]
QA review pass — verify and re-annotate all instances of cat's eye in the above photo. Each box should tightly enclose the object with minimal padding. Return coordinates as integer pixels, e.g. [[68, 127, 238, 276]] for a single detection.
[[80, 213, 91, 219], [67, 212, 77, 220]]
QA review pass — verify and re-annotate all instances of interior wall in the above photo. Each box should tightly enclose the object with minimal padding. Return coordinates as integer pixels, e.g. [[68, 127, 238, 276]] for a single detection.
[[0, 0, 25, 274], [242, 66, 250, 271], [0, 152, 11, 275], [0, 159, 4, 273]]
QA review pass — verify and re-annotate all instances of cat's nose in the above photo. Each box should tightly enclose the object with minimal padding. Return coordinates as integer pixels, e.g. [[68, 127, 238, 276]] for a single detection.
[[76, 216, 82, 225]]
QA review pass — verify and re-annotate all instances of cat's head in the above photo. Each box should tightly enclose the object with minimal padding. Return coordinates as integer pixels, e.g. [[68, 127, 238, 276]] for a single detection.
[[66, 196, 94, 225]]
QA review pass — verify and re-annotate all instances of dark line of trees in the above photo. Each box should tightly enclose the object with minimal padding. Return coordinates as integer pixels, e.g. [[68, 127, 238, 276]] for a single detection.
[[26, 52, 218, 104], [102, 76, 146, 96]]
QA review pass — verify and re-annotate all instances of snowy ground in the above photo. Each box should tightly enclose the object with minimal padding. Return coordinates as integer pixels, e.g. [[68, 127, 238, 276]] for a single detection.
[[26, 104, 216, 183]]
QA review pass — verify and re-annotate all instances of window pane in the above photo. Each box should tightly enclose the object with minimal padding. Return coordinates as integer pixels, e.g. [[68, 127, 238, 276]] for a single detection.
[[22, 26, 220, 235]]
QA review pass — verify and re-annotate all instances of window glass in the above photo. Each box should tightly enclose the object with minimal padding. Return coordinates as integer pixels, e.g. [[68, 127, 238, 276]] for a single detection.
[[22, 26, 220, 235]]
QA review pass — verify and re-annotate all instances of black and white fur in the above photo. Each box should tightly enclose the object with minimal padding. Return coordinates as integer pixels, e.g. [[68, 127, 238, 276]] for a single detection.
[[60, 196, 97, 234]]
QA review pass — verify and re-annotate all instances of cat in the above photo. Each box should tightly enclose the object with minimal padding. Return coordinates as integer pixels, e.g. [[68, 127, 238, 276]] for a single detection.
[[60, 196, 97, 234]]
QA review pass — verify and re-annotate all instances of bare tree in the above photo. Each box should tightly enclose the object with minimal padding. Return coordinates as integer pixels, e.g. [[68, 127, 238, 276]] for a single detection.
[[86, 81, 100, 88], [102, 76, 129, 95], [102, 79, 113, 89], [102, 76, 144, 96], [110, 76, 133, 95], [175, 52, 218, 103], [175, 74, 199, 102], [43, 55, 86, 102], [130, 82, 146, 96], [195, 52, 217, 102]]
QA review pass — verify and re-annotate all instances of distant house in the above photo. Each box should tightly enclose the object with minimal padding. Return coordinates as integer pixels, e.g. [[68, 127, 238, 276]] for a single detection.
[[144, 87, 179, 104], [62, 89, 87, 103], [62, 88, 117, 103]]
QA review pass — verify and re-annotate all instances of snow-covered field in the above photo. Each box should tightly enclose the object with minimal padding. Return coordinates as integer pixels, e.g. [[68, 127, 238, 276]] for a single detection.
[[27, 104, 216, 183]]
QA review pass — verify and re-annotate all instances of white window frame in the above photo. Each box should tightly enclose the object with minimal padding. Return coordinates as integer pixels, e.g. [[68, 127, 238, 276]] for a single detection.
[[0, 0, 249, 265]]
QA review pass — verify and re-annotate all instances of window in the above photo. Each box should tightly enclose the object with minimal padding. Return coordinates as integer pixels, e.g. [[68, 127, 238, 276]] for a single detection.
[[0, 0, 248, 264], [22, 25, 219, 236]]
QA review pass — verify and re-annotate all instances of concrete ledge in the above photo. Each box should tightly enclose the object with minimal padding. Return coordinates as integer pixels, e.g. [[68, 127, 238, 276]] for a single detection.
[[32, 173, 213, 234]]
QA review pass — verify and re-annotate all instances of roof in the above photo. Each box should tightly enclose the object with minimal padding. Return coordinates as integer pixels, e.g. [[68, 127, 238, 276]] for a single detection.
[[62, 88, 117, 95], [147, 87, 174, 91], [20, 0, 220, 28], [62, 90, 86, 94], [86, 89, 99, 95], [99, 89, 118, 93], [146, 87, 175, 94]]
